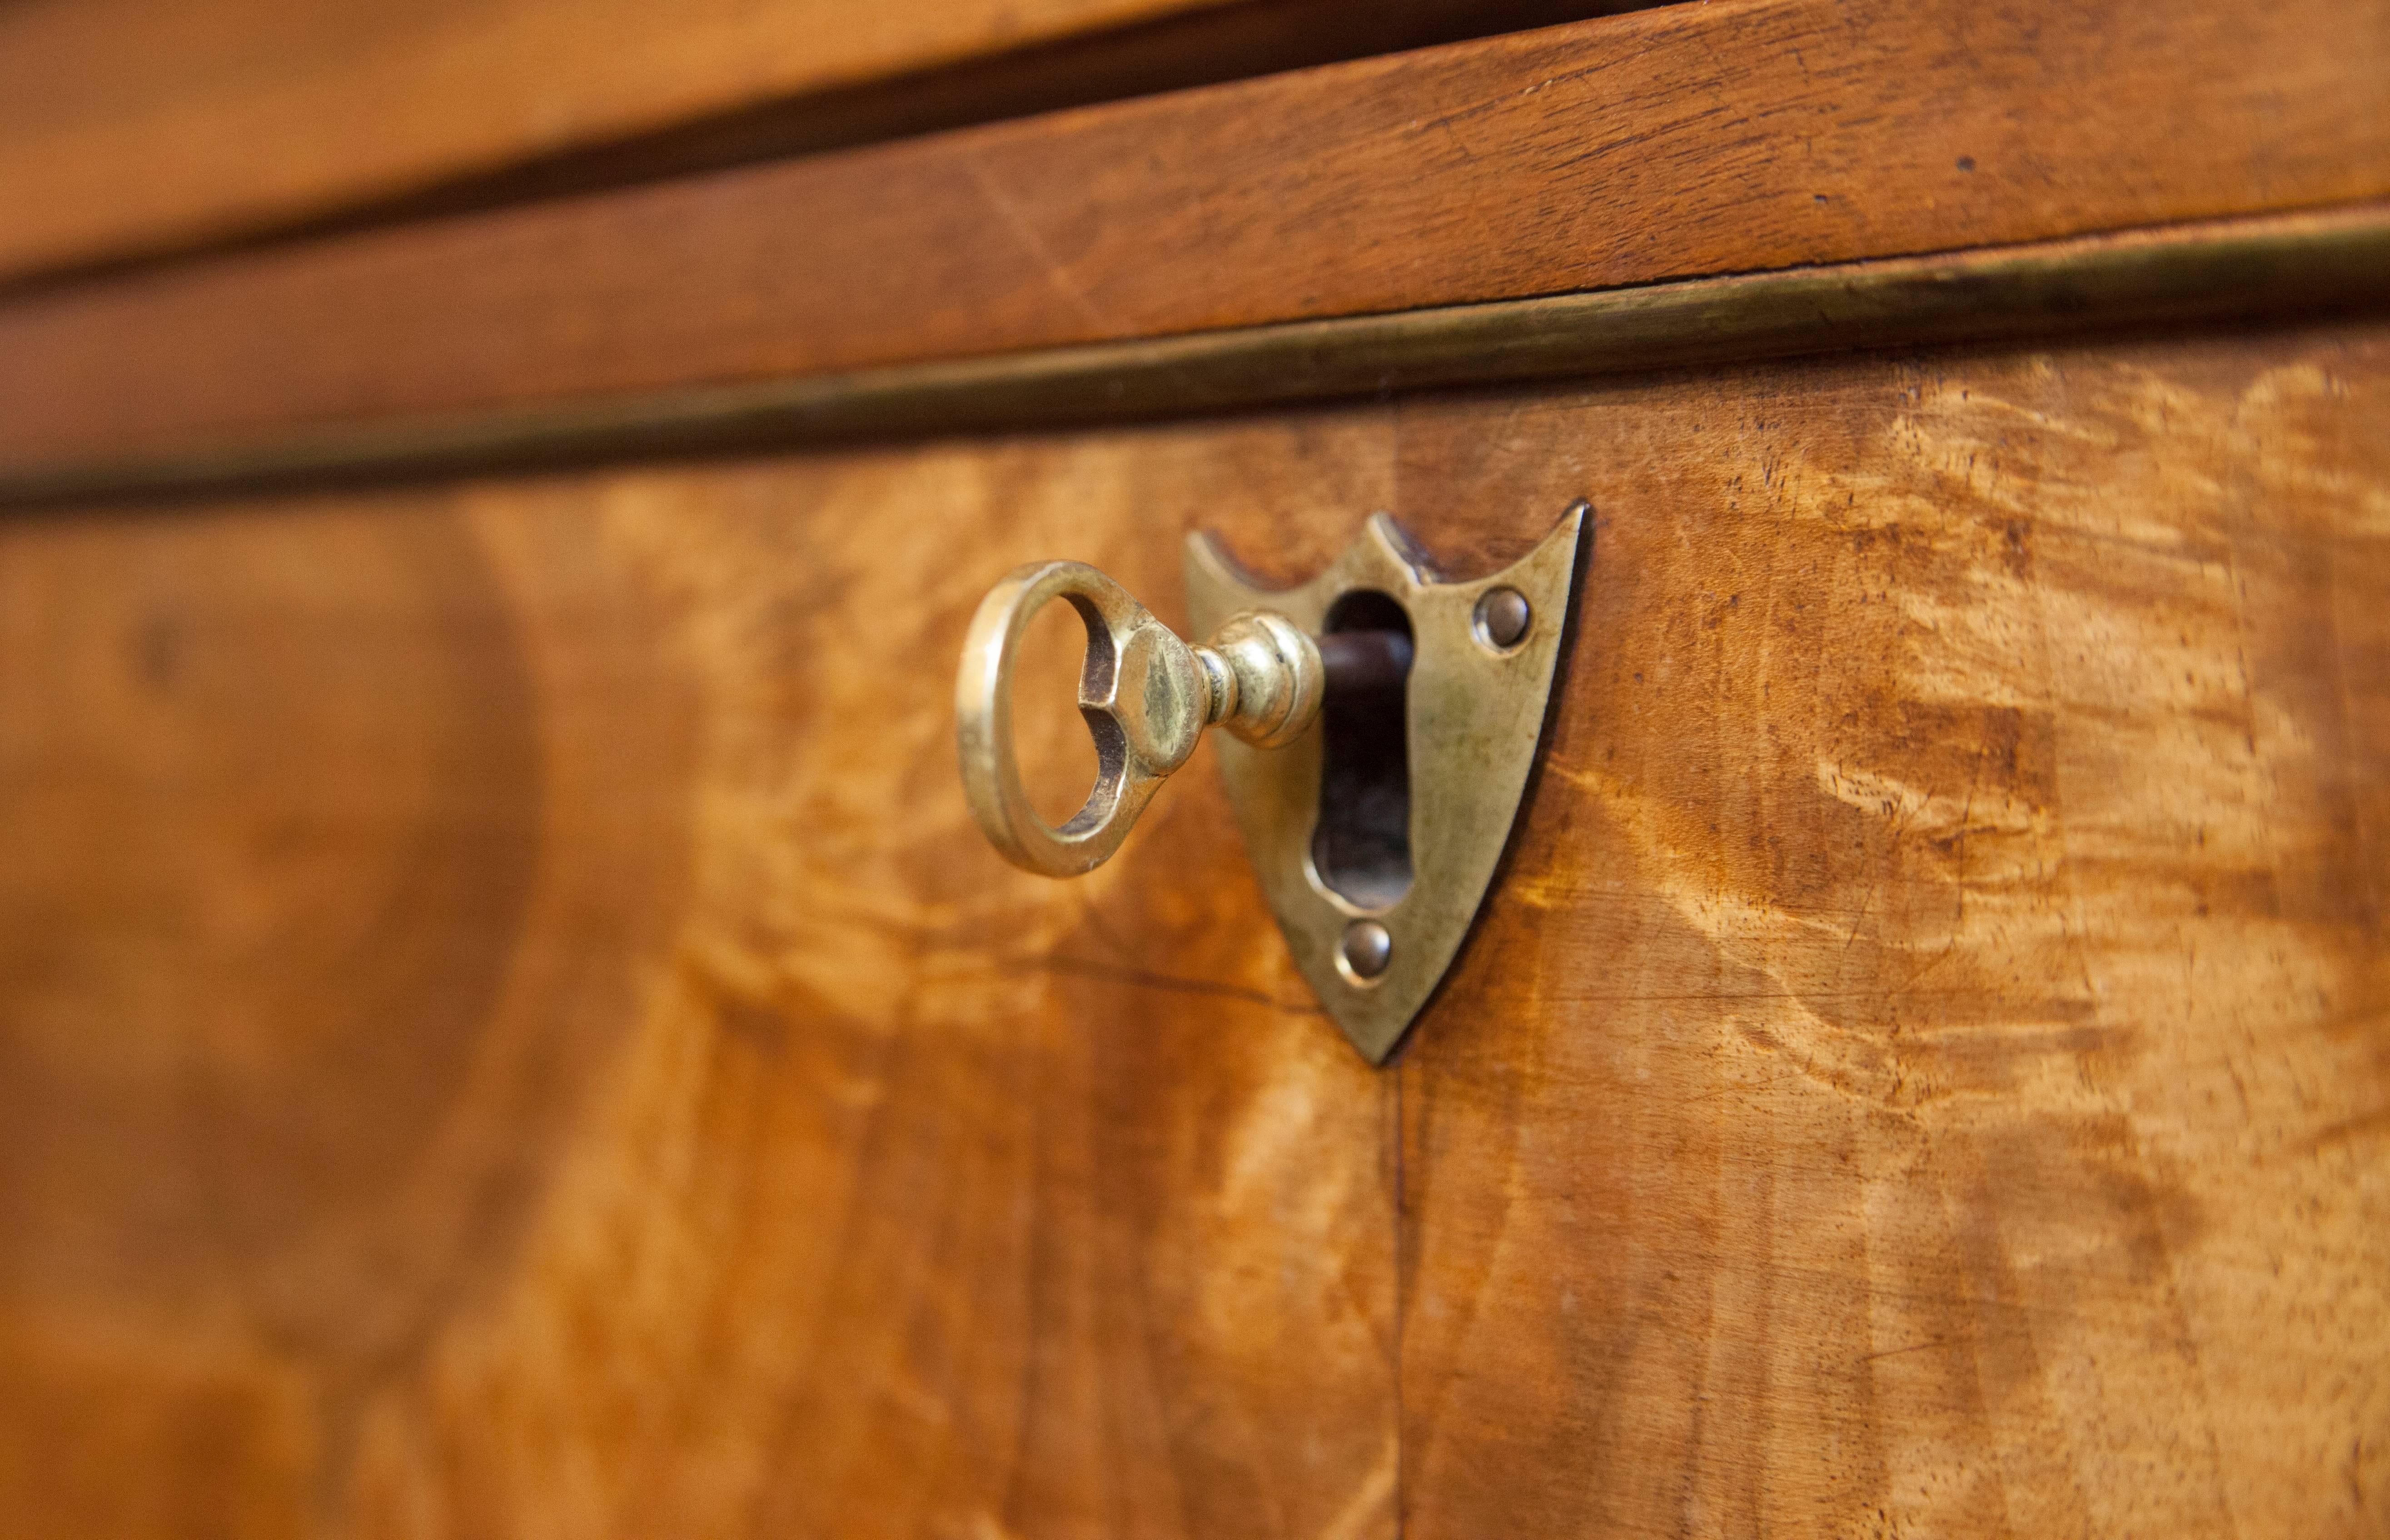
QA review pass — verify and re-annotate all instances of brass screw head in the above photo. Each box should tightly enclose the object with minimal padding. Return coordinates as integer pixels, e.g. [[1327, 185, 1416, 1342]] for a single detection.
[[1339, 919, 1393, 982], [1473, 585, 1533, 652]]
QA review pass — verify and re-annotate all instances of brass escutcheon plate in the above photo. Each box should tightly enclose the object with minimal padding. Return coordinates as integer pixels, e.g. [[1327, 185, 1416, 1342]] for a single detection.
[[1186, 504, 1587, 1063]]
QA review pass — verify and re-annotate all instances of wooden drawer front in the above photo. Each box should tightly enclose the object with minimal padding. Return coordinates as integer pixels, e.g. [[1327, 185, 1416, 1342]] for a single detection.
[[4, 320, 2383, 1536]]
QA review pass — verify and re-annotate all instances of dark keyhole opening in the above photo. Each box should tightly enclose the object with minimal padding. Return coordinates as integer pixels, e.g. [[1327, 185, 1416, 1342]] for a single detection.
[[1312, 590, 1415, 909]]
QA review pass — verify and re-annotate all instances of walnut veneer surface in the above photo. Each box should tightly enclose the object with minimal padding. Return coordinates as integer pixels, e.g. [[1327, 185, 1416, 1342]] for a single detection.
[[2, 322, 2382, 1535]]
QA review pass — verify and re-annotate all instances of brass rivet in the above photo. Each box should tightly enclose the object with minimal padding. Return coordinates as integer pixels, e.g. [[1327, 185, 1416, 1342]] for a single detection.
[[1474, 586, 1532, 651], [1340, 919, 1393, 981]]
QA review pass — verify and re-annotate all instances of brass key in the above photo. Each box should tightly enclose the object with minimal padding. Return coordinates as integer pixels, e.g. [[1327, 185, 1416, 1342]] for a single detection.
[[954, 561, 1323, 877]]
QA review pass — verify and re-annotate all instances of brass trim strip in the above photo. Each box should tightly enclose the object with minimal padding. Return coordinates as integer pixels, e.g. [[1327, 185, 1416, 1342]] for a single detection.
[[5, 202, 2385, 508]]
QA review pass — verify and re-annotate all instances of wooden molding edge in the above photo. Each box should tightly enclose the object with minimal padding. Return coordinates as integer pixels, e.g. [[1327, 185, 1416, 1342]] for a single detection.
[[7, 0, 2385, 467], [0, 0, 1251, 288], [0, 0, 1655, 299], [4, 202, 2384, 509]]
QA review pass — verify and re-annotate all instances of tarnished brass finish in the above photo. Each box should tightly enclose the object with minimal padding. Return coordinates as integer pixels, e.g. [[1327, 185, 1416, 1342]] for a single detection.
[[959, 506, 1584, 1061], [955, 560, 1323, 878], [1200, 611, 1324, 749], [1188, 505, 1586, 1063]]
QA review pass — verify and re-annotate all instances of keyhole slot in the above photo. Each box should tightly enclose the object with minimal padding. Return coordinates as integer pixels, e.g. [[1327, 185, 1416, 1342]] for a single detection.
[[1311, 590, 1414, 909]]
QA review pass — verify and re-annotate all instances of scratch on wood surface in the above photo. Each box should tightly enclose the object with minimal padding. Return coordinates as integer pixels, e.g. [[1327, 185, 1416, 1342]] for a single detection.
[[960, 151, 1118, 335]]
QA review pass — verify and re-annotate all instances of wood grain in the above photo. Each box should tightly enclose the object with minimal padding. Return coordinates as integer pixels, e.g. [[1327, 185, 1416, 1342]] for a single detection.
[[1373, 333, 2390, 1536], [0, 417, 1404, 1538], [3, 0, 2386, 465], [196, 0, 1657, 284], [0, 322, 2383, 1535], [8, 203, 2386, 506], [0, 0, 1245, 284]]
